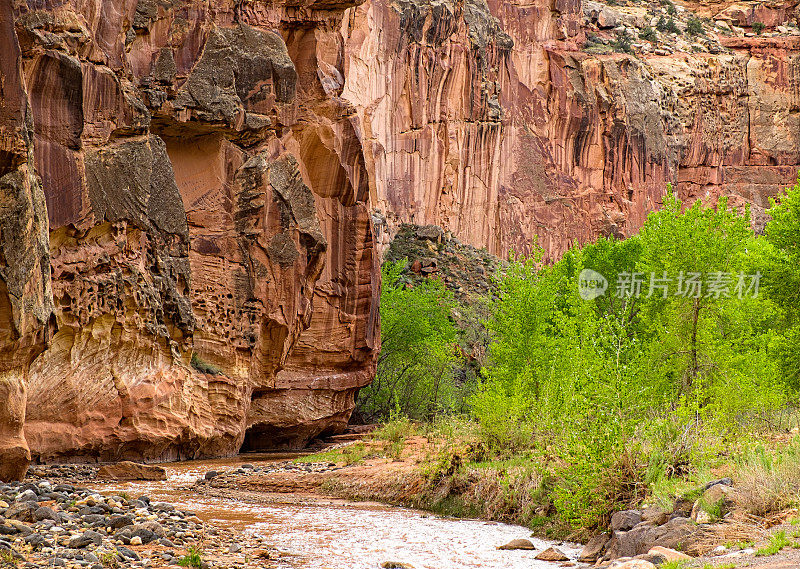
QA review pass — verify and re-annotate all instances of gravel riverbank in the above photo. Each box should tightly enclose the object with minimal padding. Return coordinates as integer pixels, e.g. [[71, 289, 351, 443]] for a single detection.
[[0, 479, 278, 569]]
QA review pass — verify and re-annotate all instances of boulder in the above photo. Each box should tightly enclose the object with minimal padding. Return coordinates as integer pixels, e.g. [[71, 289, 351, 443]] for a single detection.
[[598, 6, 620, 28], [579, 533, 610, 562], [640, 507, 668, 526], [691, 483, 736, 522], [611, 510, 642, 532], [604, 517, 695, 559], [497, 538, 536, 550], [647, 546, 691, 562], [535, 546, 569, 561], [97, 462, 166, 481]]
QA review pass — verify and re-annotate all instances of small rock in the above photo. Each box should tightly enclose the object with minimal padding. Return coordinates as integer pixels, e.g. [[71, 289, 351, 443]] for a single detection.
[[130, 535, 143, 546], [204, 471, 218, 481], [703, 478, 733, 491], [535, 546, 569, 561], [116, 545, 140, 560], [109, 515, 134, 529], [5, 502, 37, 522], [69, 530, 103, 549], [34, 506, 57, 521], [497, 538, 536, 550], [15, 489, 38, 503], [648, 546, 691, 562], [381, 563, 414, 569]]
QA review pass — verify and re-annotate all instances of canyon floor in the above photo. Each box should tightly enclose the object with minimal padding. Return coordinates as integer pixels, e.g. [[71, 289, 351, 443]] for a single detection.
[[2, 432, 800, 569]]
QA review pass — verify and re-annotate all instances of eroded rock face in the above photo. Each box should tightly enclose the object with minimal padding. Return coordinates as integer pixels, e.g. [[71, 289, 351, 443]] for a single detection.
[[3, 0, 378, 467], [342, 0, 800, 258], [4, 0, 800, 473], [0, 0, 53, 480]]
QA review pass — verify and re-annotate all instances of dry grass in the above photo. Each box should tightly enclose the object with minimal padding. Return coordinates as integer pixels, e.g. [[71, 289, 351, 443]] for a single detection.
[[735, 458, 800, 517], [688, 514, 771, 556]]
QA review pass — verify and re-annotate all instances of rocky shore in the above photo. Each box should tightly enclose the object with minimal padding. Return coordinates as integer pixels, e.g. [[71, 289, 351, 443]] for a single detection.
[[0, 479, 280, 569]]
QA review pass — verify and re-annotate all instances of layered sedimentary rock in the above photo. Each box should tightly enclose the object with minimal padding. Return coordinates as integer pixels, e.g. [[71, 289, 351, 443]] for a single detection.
[[2, 0, 378, 470], [343, 0, 800, 258], [0, 0, 54, 479], [4, 0, 800, 477]]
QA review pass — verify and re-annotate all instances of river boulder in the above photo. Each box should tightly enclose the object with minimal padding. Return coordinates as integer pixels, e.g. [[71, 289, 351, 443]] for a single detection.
[[497, 538, 536, 550]]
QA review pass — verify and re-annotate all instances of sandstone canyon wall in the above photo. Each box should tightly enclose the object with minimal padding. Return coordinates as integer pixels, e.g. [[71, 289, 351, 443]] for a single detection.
[[1, 0, 379, 476], [342, 0, 800, 259], [2, 0, 800, 480]]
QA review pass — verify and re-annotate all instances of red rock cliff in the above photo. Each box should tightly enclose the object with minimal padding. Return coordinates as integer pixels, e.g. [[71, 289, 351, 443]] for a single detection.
[[1, 0, 379, 475], [343, 0, 800, 258], [2, 0, 800, 479]]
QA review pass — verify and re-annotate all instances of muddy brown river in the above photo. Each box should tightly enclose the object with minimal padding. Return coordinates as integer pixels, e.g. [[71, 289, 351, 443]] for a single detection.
[[91, 453, 583, 569]]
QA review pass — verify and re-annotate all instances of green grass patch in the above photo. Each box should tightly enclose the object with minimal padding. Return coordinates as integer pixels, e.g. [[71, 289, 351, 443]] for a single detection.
[[660, 561, 688, 569], [755, 530, 790, 556], [178, 546, 204, 568]]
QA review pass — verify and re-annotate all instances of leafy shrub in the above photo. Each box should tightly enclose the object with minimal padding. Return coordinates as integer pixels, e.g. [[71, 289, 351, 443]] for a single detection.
[[687, 17, 704, 35], [639, 26, 657, 42], [357, 261, 463, 420], [666, 17, 681, 33], [178, 547, 204, 568], [752, 22, 765, 35], [612, 29, 633, 53]]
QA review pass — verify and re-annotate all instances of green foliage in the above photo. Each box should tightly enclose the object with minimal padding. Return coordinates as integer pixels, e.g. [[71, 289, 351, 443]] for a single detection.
[[659, 561, 689, 569], [664, 0, 677, 15], [372, 412, 416, 443], [639, 26, 657, 42], [99, 551, 119, 569], [357, 261, 463, 420], [765, 178, 800, 388], [755, 530, 790, 556], [753, 22, 765, 34], [687, 17, 704, 35], [612, 29, 633, 53], [657, 16, 680, 33], [191, 352, 221, 375], [468, 186, 796, 528], [0, 551, 18, 569], [178, 547, 204, 569]]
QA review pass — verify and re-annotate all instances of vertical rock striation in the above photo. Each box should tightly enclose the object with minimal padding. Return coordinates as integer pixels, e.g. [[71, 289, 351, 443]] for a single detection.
[[342, 0, 800, 258], [2, 0, 378, 470], [0, 0, 53, 480]]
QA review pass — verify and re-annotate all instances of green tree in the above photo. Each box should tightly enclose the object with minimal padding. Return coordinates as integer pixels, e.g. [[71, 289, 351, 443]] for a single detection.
[[765, 179, 800, 389], [636, 188, 753, 394], [357, 261, 462, 421]]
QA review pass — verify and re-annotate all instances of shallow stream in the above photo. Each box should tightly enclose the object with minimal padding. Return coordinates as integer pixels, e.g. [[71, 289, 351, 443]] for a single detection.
[[92, 454, 582, 569]]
